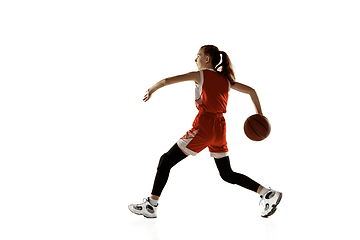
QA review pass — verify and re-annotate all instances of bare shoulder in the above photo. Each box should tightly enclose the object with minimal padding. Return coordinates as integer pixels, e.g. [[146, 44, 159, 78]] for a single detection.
[[186, 71, 201, 84], [230, 81, 254, 94], [165, 71, 201, 85]]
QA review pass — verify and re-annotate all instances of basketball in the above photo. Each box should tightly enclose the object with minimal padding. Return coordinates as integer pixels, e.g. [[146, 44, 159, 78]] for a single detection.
[[244, 114, 271, 141]]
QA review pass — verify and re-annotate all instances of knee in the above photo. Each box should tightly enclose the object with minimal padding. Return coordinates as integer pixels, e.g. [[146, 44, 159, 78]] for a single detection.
[[156, 144, 187, 171], [157, 153, 169, 171], [219, 170, 236, 184]]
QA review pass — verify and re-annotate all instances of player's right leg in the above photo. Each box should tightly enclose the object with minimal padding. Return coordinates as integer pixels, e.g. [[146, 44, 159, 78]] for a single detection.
[[150, 143, 188, 196], [128, 143, 187, 218], [128, 197, 158, 218]]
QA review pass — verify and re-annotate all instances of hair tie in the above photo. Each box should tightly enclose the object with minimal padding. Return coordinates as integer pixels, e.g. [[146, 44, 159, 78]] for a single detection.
[[219, 51, 222, 55]]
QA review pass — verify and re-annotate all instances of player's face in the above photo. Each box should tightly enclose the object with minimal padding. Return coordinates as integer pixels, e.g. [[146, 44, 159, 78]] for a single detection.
[[195, 49, 208, 70]]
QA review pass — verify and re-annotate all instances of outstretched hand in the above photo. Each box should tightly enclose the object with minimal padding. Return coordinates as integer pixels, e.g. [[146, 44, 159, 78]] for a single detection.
[[143, 90, 152, 102]]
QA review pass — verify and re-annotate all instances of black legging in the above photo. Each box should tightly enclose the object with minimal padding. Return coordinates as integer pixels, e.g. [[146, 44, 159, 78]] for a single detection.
[[214, 156, 260, 192], [151, 143, 260, 196]]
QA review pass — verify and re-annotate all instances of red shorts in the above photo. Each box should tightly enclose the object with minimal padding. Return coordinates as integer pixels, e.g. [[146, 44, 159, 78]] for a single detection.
[[177, 111, 228, 158]]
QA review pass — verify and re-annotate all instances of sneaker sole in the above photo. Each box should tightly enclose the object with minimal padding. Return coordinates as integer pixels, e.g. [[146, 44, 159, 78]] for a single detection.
[[261, 192, 282, 218], [128, 205, 157, 219]]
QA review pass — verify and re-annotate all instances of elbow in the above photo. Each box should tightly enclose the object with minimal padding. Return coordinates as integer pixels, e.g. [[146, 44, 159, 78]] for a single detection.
[[248, 88, 260, 101], [248, 87, 256, 96]]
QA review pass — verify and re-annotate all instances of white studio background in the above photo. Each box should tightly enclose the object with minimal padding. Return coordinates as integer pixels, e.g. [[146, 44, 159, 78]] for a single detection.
[[1, 0, 359, 239]]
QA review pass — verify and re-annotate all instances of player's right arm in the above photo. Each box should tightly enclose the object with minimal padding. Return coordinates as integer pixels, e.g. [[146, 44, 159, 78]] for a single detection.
[[231, 82, 263, 115]]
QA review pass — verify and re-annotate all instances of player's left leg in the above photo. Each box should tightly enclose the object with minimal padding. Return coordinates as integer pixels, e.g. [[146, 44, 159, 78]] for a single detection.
[[214, 156, 282, 217], [214, 156, 260, 192], [258, 187, 282, 218]]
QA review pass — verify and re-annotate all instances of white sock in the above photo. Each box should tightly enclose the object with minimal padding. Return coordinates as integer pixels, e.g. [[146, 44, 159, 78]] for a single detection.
[[259, 187, 270, 196], [149, 197, 158, 206]]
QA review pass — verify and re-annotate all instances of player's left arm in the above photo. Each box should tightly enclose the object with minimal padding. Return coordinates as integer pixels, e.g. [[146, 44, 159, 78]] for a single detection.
[[143, 71, 200, 102]]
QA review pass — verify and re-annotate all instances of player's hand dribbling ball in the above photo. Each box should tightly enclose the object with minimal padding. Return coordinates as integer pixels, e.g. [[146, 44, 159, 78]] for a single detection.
[[244, 114, 271, 141]]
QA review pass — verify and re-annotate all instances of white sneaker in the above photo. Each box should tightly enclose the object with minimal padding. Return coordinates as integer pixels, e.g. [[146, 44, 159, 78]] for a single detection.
[[259, 189, 282, 218], [128, 198, 158, 218]]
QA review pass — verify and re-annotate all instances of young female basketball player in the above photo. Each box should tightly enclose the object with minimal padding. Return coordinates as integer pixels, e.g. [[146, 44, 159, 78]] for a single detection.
[[128, 45, 282, 218]]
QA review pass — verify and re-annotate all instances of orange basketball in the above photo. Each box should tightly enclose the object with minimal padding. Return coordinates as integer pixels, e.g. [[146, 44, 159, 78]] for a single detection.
[[244, 114, 271, 141]]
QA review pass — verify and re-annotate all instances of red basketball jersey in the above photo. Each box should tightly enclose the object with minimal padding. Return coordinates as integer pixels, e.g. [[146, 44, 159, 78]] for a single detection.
[[195, 69, 230, 113]]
